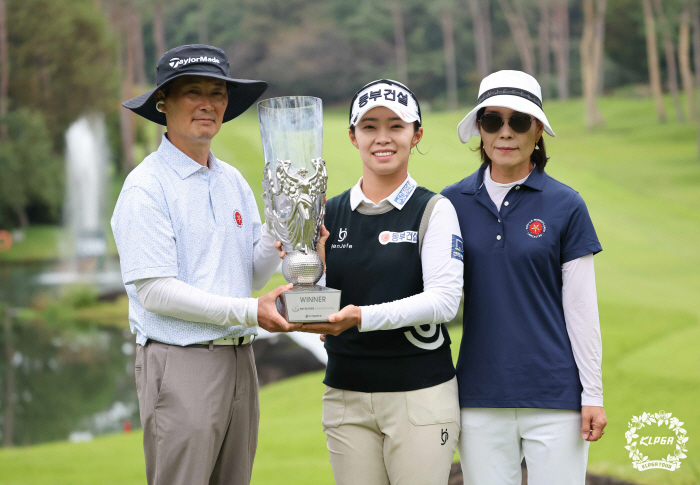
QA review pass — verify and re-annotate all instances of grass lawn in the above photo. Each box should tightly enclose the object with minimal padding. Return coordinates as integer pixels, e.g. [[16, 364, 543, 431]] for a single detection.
[[0, 341, 464, 485], [1, 95, 700, 484], [0, 226, 66, 263]]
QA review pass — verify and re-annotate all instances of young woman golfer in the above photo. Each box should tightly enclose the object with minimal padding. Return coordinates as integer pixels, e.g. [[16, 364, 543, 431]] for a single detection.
[[442, 70, 607, 484], [291, 80, 464, 484]]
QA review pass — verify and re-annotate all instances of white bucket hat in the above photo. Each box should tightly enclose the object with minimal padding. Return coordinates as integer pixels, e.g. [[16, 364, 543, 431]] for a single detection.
[[457, 70, 555, 143]]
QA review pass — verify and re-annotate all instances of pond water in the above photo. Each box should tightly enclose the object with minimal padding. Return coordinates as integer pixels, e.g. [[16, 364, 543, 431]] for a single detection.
[[0, 315, 324, 447], [0, 258, 324, 447], [0, 318, 139, 446], [0, 256, 123, 308]]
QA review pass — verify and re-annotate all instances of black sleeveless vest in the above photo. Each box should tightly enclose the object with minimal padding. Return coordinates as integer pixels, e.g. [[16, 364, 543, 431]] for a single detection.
[[322, 186, 455, 392]]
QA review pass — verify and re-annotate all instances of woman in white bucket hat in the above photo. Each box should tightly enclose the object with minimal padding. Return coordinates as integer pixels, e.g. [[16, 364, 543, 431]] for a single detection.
[[442, 70, 607, 484]]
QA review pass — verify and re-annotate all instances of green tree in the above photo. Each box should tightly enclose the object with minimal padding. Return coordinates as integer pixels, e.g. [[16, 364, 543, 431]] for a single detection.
[[0, 109, 62, 228], [0, 0, 117, 227], [6, 0, 118, 149]]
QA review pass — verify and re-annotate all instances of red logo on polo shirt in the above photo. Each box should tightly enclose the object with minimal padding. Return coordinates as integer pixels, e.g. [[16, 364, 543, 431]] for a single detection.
[[526, 219, 545, 238], [234, 210, 243, 227]]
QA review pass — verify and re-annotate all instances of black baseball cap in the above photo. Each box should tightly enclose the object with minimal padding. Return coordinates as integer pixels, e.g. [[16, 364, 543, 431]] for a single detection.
[[122, 44, 268, 126]]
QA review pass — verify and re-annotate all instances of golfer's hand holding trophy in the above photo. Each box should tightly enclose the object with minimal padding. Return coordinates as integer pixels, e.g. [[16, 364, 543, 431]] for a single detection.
[[257, 96, 341, 323]]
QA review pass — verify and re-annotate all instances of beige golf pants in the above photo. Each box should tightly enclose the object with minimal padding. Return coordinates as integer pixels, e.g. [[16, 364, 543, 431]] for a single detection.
[[322, 377, 460, 485], [135, 340, 259, 485]]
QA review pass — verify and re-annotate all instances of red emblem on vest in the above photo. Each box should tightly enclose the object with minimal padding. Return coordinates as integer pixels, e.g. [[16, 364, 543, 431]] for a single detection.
[[526, 219, 545, 238], [234, 211, 243, 227]]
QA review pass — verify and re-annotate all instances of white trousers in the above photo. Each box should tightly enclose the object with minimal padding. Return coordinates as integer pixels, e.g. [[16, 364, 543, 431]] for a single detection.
[[322, 377, 460, 485], [459, 408, 589, 485]]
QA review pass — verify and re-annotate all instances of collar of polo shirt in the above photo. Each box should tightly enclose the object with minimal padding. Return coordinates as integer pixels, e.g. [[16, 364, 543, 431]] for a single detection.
[[157, 134, 221, 179], [461, 163, 546, 195], [350, 174, 418, 211]]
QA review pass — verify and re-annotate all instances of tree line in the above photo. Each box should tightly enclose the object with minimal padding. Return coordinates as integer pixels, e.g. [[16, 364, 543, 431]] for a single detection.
[[0, 0, 698, 229]]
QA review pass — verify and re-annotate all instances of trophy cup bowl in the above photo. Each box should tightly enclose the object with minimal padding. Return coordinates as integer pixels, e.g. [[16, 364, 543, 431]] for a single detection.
[[258, 96, 341, 322]]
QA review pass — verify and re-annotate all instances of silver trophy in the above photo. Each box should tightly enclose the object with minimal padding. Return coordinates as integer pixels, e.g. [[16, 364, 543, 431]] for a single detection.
[[258, 96, 341, 322]]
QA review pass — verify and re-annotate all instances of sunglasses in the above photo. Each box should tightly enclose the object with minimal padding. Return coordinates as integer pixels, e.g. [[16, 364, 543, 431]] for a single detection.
[[478, 113, 534, 134]]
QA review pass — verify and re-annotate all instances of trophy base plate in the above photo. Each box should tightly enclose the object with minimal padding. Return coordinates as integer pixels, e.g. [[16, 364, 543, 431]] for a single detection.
[[277, 285, 342, 323]]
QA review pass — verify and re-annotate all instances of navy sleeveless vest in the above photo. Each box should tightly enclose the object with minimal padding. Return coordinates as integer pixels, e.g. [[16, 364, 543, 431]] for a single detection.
[[322, 187, 455, 392]]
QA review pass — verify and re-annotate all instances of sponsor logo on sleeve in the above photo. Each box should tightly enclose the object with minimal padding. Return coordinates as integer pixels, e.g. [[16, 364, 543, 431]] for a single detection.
[[234, 210, 243, 227], [451, 235, 464, 261], [378, 230, 417, 245]]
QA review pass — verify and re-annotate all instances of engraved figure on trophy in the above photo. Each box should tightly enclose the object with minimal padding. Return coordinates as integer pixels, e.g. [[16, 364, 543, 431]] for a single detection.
[[262, 157, 326, 285], [258, 96, 341, 322]]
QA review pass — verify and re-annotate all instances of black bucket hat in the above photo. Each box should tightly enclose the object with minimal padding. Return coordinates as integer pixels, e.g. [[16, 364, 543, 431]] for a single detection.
[[122, 44, 268, 126]]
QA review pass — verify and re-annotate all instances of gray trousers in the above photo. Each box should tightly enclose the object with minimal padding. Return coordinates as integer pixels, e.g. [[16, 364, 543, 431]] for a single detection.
[[135, 340, 259, 485]]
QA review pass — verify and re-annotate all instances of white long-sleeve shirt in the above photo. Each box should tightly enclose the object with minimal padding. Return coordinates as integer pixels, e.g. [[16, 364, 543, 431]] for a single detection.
[[344, 175, 464, 332], [484, 166, 603, 407], [134, 223, 281, 328]]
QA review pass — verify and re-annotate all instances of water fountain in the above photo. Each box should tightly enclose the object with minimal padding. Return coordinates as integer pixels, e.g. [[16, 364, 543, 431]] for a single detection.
[[36, 114, 122, 288], [64, 114, 108, 259]]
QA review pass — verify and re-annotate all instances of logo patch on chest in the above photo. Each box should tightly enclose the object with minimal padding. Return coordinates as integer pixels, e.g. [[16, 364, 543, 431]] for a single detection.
[[526, 219, 545, 238], [378, 230, 417, 245], [331, 228, 352, 249], [234, 210, 243, 227]]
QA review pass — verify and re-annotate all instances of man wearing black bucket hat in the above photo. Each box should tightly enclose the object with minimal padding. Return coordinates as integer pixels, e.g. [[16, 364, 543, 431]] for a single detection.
[[111, 44, 299, 485]]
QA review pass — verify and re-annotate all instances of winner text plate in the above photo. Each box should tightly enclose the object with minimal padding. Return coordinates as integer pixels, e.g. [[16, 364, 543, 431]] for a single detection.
[[278, 286, 341, 323]]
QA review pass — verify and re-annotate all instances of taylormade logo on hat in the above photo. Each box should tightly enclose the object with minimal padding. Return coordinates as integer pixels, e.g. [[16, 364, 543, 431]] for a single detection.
[[350, 79, 421, 127], [169, 56, 221, 68]]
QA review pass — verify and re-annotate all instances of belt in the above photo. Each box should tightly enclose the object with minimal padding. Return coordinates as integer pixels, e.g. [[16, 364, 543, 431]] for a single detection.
[[146, 335, 254, 349], [196, 335, 254, 346]]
